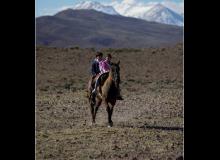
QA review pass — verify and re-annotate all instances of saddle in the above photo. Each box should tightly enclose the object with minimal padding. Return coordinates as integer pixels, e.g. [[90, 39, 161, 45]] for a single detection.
[[91, 72, 109, 89], [88, 72, 109, 99]]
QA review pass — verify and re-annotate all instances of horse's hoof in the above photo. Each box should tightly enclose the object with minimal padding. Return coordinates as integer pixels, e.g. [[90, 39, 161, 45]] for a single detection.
[[108, 122, 113, 127], [91, 122, 96, 126]]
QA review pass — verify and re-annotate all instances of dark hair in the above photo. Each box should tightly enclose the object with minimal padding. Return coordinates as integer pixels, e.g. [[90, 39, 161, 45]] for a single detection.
[[96, 52, 103, 57], [107, 53, 112, 58]]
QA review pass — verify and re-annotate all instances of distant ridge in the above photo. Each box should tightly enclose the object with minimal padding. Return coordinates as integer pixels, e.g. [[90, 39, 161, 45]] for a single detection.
[[36, 9, 183, 48]]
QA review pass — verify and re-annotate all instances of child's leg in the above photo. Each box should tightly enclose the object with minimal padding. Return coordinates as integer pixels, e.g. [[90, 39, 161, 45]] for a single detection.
[[92, 75, 100, 93], [88, 75, 95, 92], [93, 79, 98, 92]]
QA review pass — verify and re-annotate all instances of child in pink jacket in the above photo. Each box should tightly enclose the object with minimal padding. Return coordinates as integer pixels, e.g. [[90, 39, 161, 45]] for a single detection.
[[92, 54, 123, 100], [99, 59, 111, 74], [92, 54, 112, 94]]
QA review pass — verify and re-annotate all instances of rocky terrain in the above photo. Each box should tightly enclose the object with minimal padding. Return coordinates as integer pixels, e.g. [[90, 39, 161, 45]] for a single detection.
[[36, 43, 183, 160]]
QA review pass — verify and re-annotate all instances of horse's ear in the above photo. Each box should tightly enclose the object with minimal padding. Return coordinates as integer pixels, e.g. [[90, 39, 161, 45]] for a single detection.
[[117, 60, 120, 65]]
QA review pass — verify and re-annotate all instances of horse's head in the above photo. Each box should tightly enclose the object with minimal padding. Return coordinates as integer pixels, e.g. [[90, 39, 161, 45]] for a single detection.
[[110, 61, 121, 88]]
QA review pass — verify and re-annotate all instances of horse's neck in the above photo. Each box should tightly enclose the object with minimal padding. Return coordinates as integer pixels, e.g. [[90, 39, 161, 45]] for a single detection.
[[101, 70, 117, 96], [103, 70, 113, 89], [108, 70, 114, 82]]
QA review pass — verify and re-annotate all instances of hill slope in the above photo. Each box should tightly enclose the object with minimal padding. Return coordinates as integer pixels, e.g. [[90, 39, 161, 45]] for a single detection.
[[36, 9, 183, 48], [141, 4, 183, 26]]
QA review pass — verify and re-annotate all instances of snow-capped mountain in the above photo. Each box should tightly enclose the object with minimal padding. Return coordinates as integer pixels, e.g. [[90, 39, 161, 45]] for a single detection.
[[111, 1, 154, 18], [142, 4, 183, 26], [72, 1, 183, 26], [111, 2, 183, 26], [73, 1, 119, 15]]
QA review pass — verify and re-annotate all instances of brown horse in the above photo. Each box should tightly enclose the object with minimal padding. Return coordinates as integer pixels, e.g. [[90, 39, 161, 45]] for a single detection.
[[88, 61, 121, 127]]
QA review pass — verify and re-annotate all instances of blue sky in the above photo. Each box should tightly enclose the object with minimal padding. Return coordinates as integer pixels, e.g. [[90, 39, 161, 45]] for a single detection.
[[36, 0, 183, 17]]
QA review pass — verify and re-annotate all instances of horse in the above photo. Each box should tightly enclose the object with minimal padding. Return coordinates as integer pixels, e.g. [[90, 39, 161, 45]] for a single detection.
[[88, 61, 121, 127]]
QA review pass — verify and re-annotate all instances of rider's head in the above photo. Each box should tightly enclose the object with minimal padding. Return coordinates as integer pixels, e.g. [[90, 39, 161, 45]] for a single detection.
[[106, 53, 112, 61], [96, 52, 103, 61]]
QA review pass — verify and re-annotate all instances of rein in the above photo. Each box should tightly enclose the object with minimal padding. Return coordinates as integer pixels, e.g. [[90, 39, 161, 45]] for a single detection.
[[108, 76, 113, 81]]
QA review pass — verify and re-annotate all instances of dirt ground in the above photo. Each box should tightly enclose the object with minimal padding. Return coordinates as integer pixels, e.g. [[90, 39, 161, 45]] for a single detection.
[[36, 44, 183, 160]]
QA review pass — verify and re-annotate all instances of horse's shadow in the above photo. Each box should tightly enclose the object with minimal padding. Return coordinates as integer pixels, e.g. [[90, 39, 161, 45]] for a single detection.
[[140, 125, 183, 131], [119, 124, 183, 131]]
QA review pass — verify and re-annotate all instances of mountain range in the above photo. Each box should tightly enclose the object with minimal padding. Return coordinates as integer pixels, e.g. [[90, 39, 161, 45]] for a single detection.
[[73, 1, 119, 15], [71, 1, 183, 26], [36, 9, 183, 48]]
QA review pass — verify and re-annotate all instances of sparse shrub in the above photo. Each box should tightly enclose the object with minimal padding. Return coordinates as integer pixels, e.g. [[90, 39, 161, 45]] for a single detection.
[[152, 51, 156, 54], [64, 83, 71, 90], [42, 134, 48, 138], [57, 91, 63, 94], [47, 80, 53, 83], [161, 48, 166, 51], [40, 88, 48, 92], [74, 46, 80, 50], [105, 48, 115, 53], [127, 79, 135, 82], [126, 87, 138, 92], [115, 49, 124, 53], [71, 87, 77, 92], [90, 47, 95, 52], [115, 48, 140, 53], [39, 85, 49, 92], [62, 48, 68, 52], [133, 49, 141, 52]]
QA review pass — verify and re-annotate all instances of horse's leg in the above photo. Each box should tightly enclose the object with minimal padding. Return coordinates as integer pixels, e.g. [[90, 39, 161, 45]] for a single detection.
[[109, 100, 115, 116], [89, 100, 95, 124], [93, 97, 102, 124], [108, 100, 116, 127], [88, 77, 93, 94], [103, 100, 113, 127], [107, 105, 112, 127]]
